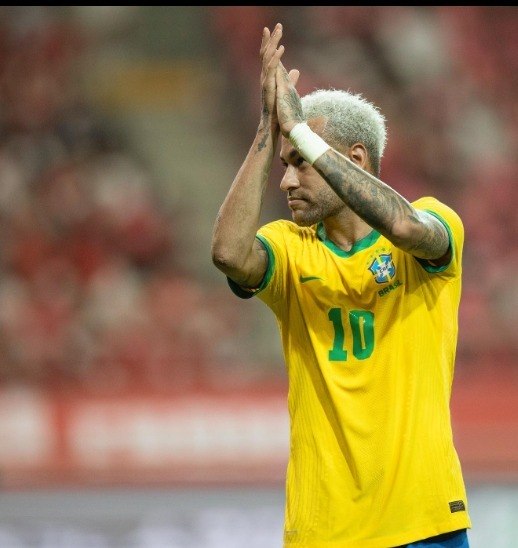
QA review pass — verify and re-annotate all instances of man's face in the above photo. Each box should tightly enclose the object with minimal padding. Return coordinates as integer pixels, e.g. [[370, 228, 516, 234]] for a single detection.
[[279, 117, 346, 227]]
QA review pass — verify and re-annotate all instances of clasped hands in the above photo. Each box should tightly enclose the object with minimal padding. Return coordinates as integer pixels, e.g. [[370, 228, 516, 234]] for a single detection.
[[260, 23, 305, 138]]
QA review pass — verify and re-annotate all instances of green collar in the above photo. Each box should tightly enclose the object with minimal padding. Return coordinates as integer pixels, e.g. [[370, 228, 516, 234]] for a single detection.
[[316, 223, 381, 257]]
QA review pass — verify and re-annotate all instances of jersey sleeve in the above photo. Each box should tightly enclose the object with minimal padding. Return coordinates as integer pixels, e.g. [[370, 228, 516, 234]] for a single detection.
[[227, 220, 291, 309], [412, 196, 464, 278]]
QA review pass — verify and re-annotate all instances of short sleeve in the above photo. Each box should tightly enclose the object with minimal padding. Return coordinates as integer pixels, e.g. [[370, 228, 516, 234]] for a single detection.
[[227, 220, 292, 308], [412, 197, 464, 278]]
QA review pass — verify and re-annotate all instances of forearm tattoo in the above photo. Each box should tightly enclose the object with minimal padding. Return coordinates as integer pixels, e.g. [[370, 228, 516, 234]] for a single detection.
[[315, 151, 448, 258], [257, 126, 269, 152], [257, 90, 270, 152], [407, 220, 449, 259]]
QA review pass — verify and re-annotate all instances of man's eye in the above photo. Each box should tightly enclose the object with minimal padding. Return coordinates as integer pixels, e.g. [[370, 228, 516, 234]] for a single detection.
[[281, 158, 306, 170]]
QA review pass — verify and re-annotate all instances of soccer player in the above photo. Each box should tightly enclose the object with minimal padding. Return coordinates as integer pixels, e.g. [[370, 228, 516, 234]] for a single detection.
[[211, 23, 471, 547]]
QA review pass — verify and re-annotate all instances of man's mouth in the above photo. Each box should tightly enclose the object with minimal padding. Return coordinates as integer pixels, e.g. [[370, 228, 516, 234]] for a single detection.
[[288, 194, 304, 203], [288, 197, 306, 211]]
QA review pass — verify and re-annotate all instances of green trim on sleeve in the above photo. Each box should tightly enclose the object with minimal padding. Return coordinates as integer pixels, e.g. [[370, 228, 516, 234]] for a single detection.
[[415, 209, 454, 273], [226, 234, 276, 299], [254, 234, 275, 292]]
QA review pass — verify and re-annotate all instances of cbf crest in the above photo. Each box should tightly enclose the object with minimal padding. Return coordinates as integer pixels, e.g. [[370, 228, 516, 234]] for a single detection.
[[368, 251, 396, 284]]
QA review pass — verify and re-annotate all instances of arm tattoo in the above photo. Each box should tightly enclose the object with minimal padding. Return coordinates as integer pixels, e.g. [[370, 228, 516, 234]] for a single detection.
[[257, 126, 269, 152], [315, 151, 449, 259], [257, 90, 270, 152], [278, 89, 304, 127], [321, 155, 412, 234], [407, 219, 449, 259]]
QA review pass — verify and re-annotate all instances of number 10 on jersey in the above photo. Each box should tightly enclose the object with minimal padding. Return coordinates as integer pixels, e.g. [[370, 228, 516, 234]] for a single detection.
[[328, 308, 375, 361]]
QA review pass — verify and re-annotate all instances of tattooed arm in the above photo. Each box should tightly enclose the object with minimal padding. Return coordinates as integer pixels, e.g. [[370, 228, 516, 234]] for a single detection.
[[313, 152, 450, 262], [275, 64, 450, 264], [212, 24, 301, 287]]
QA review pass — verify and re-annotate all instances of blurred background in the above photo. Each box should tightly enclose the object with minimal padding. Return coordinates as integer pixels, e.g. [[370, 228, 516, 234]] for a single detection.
[[0, 6, 516, 547]]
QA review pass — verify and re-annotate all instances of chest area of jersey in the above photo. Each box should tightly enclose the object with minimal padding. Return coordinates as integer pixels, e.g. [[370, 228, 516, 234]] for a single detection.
[[292, 243, 404, 309]]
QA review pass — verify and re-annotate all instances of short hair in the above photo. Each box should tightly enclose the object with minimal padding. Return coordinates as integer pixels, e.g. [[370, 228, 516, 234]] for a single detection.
[[301, 89, 387, 176]]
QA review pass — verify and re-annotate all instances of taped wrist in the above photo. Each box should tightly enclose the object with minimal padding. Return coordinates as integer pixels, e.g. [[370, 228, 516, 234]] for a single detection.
[[288, 123, 331, 165]]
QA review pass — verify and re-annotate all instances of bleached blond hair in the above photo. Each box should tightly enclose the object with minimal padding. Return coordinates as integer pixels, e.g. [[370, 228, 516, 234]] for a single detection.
[[301, 89, 387, 176]]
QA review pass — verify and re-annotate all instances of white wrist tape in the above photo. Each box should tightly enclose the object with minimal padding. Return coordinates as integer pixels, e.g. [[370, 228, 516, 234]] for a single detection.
[[289, 122, 331, 165]]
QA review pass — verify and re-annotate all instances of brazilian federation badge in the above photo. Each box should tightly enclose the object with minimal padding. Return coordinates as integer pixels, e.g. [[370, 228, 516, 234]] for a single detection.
[[368, 253, 396, 284]]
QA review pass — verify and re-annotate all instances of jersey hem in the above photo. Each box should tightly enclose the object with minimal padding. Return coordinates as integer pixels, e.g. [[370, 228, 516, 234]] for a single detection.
[[283, 517, 471, 547]]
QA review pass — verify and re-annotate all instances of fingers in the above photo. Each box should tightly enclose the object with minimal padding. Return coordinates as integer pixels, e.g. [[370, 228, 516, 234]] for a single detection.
[[275, 64, 283, 86], [275, 63, 300, 94], [261, 23, 283, 64], [276, 62, 291, 85], [259, 27, 270, 55], [268, 44, 284, 69], [264, 35, 285, 82], [289, 69, 300, 87]]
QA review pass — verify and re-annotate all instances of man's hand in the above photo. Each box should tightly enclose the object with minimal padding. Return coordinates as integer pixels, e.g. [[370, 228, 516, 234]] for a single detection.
[[275, 62, 303, 137], [260, 23, 285, 129]]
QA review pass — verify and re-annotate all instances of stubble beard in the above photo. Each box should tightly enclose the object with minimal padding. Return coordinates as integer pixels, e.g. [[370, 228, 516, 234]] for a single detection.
[[292, 191, 344, 227]]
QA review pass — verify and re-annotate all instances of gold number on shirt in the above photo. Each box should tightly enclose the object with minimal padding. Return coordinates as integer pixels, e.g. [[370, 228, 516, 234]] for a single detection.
[[328, 308, 374, 361]]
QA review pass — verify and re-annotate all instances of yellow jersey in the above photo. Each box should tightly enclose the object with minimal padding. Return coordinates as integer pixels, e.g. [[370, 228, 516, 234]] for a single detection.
[[229, 196, 471, 547]]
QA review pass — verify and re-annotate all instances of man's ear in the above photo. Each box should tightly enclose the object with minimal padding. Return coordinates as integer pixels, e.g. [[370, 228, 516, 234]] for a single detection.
[[349, 143, 369, 171]]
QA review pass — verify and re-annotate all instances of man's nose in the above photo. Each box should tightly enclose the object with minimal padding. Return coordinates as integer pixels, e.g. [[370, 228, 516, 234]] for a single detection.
[[280, 166, 300, 192]]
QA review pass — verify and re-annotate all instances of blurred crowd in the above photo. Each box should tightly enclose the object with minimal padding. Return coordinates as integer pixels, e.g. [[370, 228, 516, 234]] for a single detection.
[[0, 7, 515, 395], [0, 9, 252, 394]]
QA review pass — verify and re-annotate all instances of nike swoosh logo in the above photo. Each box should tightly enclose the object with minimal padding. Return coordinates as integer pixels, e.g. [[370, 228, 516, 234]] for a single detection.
[[299, 276, 322, 283]]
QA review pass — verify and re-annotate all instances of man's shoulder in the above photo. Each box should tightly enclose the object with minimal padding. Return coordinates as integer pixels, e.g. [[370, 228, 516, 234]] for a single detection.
[[258, 219, 318, 241], [412, 195, 448, 210], [412, 196, 461, 218], [412, 196, 463, 233]]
